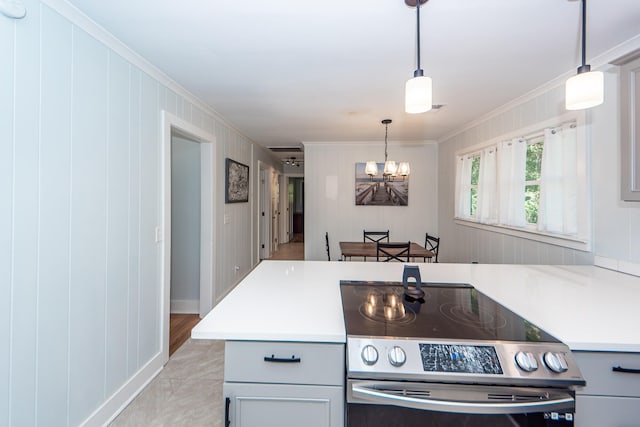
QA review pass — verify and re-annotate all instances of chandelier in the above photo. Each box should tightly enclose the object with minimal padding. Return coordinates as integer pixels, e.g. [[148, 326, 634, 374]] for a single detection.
[[365, 119, 410, 181]]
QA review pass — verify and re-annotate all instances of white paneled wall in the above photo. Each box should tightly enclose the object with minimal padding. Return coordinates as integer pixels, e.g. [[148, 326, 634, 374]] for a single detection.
[[0, 1, 280, 425], [304, 142, 438, 261]]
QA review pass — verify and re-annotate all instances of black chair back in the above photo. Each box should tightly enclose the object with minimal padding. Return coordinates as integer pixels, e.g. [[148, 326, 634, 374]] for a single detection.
[[377, 242, 411, 262], [325, 232, 331, 261], [363, 230, 389, 243], [424, 233, 440, 263]]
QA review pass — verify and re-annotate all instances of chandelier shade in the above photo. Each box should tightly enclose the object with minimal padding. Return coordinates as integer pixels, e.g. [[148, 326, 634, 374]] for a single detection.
[[365, 161, 379, 177]]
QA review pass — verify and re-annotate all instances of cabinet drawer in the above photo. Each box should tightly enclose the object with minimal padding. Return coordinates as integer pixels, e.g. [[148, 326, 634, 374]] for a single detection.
[[225, 341, 344, 386], [573, 351, 640, 397], [575, 395, 640, 427]]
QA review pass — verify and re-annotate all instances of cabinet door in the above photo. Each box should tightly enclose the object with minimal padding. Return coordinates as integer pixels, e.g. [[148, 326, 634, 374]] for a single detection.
[[224, 382, 344, 427], [576, 395, 640, 427], [620, 54, 640, 201]]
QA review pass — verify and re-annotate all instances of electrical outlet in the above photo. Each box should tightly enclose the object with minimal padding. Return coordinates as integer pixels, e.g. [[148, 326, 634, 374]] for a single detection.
[[224, 214, 230, 224]]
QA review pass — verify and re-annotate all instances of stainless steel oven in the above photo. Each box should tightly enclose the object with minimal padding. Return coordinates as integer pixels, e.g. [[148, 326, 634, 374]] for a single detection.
[[340, 274, 585, 426]]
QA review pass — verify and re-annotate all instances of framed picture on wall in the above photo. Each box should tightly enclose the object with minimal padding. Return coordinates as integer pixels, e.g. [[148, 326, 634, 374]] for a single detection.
[[225, 158, 249, 203], [355, 162, 409, 206]]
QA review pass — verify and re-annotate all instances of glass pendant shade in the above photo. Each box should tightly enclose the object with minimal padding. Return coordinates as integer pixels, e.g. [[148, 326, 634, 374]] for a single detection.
[[397, 162, 411, 177], [384, 160, 398, 176], [565, 70, 604, 110], [365, 161, 378, 177], [405, 75, 432, 114]]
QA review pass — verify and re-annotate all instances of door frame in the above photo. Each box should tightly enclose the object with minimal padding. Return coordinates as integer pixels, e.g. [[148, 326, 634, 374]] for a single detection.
[[258, 162, 270, 260], [161, 111, 216, 363]]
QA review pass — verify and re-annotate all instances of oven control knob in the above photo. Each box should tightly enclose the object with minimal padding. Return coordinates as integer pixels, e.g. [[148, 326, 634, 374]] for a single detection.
[[515, 351, 538, 372], [361, 345, 379, 366], [388, 346, 406, 367], [543, 352, 569, 373]]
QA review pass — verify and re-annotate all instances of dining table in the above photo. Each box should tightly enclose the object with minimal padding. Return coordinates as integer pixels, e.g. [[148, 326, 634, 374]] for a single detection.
[[339, 241, 433, 261]]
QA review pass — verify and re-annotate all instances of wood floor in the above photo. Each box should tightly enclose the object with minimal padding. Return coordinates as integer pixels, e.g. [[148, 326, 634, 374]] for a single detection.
[[169, 313, 201, 356]]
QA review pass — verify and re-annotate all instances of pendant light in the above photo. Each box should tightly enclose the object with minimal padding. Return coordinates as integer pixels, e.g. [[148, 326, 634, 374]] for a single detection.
[[565, 0, 603, 110], [405, 0, 432, 114]]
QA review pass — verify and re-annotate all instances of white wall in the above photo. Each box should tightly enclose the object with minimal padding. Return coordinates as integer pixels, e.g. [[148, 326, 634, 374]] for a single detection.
[[0, 1, 280, 425], [304, 142, 438, 261], [170, 136, 201, 311], [437, 62, 640, 269]]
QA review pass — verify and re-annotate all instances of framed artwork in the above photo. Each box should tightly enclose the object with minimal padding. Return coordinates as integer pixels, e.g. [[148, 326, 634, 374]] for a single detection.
[[225, 158, 249, 203], [355, 162, 409, 206]]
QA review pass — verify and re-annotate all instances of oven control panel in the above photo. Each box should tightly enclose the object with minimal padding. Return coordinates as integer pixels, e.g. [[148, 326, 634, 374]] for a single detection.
[[347, 336, 585, 388]]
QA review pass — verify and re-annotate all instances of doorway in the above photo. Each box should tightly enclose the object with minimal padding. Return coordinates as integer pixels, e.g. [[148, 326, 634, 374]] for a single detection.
[[289, 177, 304, 243], [161, 111, 216, 363]]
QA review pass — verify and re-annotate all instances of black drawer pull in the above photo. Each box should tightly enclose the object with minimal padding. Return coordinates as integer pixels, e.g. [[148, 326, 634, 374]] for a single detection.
[[612, 366, 640, 374], [224, 397, 231, 427], [264, 354, 301, 363]]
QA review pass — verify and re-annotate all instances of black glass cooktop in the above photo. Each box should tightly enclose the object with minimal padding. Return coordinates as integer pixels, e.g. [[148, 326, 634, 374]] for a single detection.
[[340, 281, 560, 343]]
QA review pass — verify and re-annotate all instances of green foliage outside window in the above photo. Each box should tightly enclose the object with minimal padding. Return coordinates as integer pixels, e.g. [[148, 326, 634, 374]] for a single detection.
[[525, 141, 543, 224], [470, 156, 480, 215]]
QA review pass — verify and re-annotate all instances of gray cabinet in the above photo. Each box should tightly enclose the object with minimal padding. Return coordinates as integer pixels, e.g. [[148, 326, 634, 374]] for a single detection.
[[223, 341, 344, 427], [573, 351, 640, 426], [618, 53, 640, 201]]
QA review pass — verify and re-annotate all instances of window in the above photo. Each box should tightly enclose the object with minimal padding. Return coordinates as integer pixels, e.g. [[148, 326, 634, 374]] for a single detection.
[[470, 155, 480, 217], [525, 139, 543, 224], [454, 116, 590, 250]]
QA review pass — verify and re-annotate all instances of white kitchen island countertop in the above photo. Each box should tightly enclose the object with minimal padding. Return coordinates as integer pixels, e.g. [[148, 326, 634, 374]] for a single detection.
[[191, 261, 640, 352]]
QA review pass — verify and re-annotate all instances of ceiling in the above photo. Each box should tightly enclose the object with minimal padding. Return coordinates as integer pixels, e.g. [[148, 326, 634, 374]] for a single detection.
[[66, 0, 640, 161]]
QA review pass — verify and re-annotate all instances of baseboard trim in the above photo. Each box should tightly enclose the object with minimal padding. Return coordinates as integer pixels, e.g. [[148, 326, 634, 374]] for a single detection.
[[80, 351, 164, 427], [170, 299, 199, 314]]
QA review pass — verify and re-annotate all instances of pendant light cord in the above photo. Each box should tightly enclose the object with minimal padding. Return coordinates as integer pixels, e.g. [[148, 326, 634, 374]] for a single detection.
[[384, 122, 389, 162], [414, 2, 423, 77], [577, 0, 590, 73], [416, 2, 421, 72], [581, 0, 586, 68]]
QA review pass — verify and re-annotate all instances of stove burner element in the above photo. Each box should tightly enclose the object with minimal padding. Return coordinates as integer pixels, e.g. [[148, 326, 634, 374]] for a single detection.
[[439, 302, 507, 330]]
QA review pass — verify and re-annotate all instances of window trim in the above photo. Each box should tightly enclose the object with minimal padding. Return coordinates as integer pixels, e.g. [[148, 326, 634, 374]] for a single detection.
[[453, 112, 591, 252]]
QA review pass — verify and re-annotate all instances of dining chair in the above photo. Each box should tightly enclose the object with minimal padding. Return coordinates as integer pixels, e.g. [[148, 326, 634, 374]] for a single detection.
[[363, 230, 390, 243], [363, 230, 389, 261], [325, 232, 331, 261], [424, 233, 440, 263], [377, 242, 411, 262]]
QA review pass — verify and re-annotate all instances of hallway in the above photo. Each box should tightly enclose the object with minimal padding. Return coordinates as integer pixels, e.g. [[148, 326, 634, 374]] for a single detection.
[[267, 233, 304, 260]]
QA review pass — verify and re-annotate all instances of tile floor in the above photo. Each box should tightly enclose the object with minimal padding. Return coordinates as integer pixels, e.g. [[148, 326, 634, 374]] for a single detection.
[[110, 339, 225, 426], [111, 239, 305, 426]]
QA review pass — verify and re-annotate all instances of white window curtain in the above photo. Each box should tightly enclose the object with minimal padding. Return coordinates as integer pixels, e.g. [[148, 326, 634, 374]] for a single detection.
[[455, 155, 473, 219], [538, 124, 578, 234], [477, 147, 498, 224], [498, 138, 527, 227]]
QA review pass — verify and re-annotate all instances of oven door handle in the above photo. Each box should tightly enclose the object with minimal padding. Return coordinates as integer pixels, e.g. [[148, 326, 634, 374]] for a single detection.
[[351, 382, 575, 415]]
